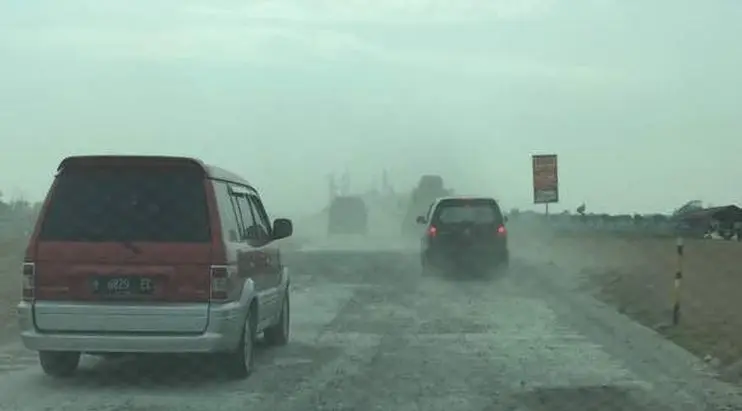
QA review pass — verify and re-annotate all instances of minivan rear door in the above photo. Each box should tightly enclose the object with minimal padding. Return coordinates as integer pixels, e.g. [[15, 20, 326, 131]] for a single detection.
[[31, 161, 214, 334]]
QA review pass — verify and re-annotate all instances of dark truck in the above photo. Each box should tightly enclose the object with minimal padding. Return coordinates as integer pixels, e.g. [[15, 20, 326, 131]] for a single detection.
[[328, 196, 369, 235], [401, 175, 452, 237]]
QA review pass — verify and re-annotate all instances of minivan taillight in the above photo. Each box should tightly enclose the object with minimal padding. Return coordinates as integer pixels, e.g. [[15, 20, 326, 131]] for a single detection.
[[210, 265, 230, 302], [22, 262, 34, 302], [497, 225, 507, 236], [427, 226, 437, 237]]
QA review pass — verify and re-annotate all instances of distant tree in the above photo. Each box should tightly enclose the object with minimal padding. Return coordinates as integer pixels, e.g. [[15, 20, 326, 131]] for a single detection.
[[576, 203, 586, 215], [0, 190, 9, 215], [633, 214, 645, 226], [30, 201, 42, 217], [674, 200, 703, 216]]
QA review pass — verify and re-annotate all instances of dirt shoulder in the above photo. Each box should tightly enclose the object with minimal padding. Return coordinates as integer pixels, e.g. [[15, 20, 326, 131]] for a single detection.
[[0, 238, 23, 346], [514, 228, 742, 382]]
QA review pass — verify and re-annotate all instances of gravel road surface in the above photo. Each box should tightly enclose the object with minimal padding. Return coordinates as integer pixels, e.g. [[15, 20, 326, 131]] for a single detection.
[[1, 247, 741, 411]]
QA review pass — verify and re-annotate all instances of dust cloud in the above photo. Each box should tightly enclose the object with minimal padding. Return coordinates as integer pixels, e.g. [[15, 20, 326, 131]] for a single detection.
[[4, 1, 742, 213]]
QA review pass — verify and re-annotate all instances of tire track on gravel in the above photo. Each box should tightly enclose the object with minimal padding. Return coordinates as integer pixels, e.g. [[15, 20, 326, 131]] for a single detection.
[[259, 250, 419, 411]]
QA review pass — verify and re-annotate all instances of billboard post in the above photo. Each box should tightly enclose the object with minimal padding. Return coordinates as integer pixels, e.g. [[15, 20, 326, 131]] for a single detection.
[[532, 154, 559, 215]]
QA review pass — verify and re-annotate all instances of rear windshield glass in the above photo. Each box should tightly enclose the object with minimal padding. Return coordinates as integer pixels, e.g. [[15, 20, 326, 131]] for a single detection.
[[330, 198, 367, 215], [38, 167, 210, 242], [434, 199, 503, 225]]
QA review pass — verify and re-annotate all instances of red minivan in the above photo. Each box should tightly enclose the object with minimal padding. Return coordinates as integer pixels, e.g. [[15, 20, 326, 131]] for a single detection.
[[17, 155, 293, 379]]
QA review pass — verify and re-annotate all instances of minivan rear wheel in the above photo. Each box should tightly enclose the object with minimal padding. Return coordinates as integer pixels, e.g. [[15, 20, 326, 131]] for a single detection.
[[39, 351, 80, 377], [223, 307, 256, 379], [264, 292, 290, 346]]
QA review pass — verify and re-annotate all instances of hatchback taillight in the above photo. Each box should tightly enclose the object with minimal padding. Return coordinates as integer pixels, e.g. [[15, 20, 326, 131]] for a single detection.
[[209, 265, 230, 302], [22, 262, 34, 302], [497, 225, 507, 236]]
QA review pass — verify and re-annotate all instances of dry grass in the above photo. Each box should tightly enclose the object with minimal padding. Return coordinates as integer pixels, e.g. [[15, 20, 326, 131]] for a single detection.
[[519, 229, 742, 381]]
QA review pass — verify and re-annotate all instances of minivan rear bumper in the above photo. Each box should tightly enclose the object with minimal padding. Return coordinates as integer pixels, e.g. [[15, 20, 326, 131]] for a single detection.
[[17, 301, 244, 353]]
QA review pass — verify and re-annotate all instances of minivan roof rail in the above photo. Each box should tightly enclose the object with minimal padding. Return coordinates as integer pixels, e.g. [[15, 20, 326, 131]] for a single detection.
[[57, 155, 256, 189]]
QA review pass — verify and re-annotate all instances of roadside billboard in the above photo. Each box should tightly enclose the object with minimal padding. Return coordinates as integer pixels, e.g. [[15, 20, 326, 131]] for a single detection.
[[532, 154, 559, 204]]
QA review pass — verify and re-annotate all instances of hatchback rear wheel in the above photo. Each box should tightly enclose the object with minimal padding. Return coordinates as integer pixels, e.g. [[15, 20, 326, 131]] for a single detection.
[[499, 253, 510, 272], [421, 256, 433, 277], [39, 351, 80, 378]]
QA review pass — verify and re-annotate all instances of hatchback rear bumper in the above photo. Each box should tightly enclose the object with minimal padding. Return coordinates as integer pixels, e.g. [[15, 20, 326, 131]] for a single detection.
[[425, 245, 509, 268], [17, 301, 244, 354]]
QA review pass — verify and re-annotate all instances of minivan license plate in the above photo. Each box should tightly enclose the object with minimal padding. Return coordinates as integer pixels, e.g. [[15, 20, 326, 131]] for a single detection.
[[92, 276, 155, 295]]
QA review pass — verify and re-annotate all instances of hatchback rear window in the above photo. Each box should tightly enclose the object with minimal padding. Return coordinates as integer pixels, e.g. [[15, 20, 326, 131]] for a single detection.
[[434, 199, 503, 225], [38, 167, 210, 242], [330, 197, 367, 216]]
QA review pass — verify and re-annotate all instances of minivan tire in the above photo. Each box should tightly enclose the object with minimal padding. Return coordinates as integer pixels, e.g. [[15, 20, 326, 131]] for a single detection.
[[264, 292, 290, 346], [39, 351, 80, 377], [223, 307, 256, 380]]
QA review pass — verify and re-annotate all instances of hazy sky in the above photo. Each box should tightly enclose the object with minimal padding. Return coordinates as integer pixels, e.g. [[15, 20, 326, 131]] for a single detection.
[[1, 0, 741, 215]]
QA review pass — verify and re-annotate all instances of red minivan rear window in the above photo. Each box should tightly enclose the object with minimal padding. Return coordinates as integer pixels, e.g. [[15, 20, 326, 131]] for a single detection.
[[38, 167, 211, 243]]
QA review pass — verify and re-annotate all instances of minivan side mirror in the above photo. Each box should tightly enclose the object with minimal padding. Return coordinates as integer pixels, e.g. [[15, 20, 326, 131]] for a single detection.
[[503, 216, 509, 223], [416, 216, 427, 224], [272, 218, 293, 240]]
